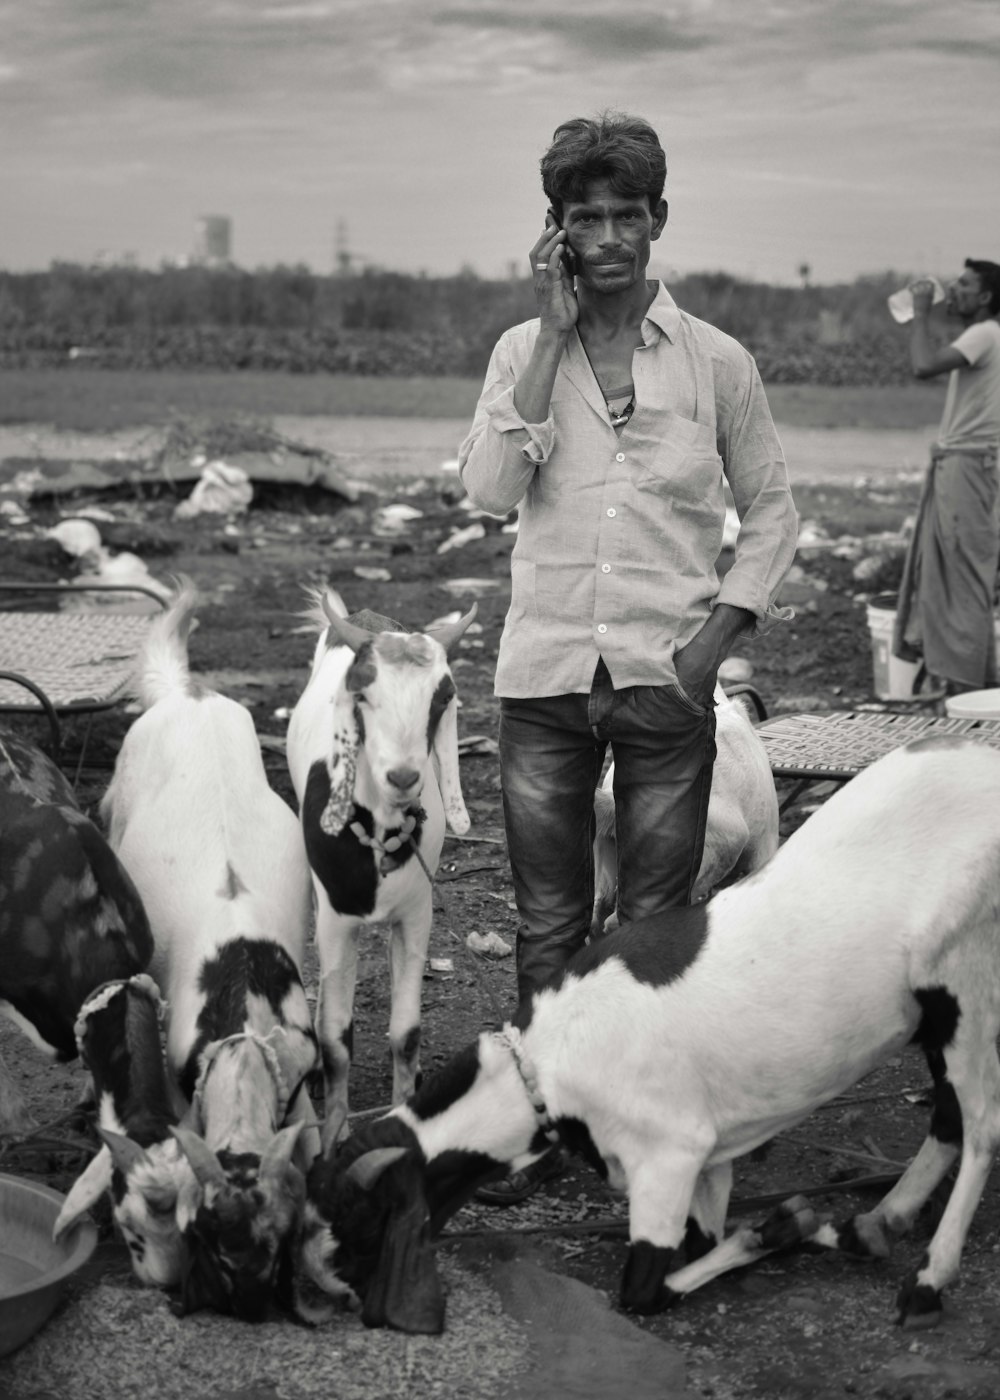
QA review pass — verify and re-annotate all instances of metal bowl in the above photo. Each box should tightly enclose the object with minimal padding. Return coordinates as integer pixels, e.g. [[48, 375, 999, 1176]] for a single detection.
[[0, 1172, 98, 1358]]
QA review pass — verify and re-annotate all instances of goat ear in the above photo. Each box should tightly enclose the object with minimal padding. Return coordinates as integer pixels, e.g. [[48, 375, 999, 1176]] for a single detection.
[[170, 1126, 227, 1188], [343, 1145, 410, 1191], [432, 694, 470, 836], [360, 1154, 445, 1334], [53, 1145, 112, 1240], [97, 1127, 153, 1177], [427, 602, 477, 655], [320, 713, 359, 838]]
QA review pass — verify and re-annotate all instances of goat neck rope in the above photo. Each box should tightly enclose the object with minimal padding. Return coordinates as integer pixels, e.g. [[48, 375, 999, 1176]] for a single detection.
[[348, 804, 432, 880], [495, 1026, 561, 1146], [193, 1030, 297, 1128]]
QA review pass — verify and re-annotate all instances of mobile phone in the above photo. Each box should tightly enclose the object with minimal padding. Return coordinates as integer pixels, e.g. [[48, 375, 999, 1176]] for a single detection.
[[546, 207, 577, 272]]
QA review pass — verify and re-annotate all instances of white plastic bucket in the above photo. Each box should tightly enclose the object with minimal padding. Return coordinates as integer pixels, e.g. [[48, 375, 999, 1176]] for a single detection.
[[866, 594, 921, 700], [944, 690, 1000, 720]]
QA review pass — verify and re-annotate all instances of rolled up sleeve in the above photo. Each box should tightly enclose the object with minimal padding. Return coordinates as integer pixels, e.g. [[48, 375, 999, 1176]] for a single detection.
[[458, 336, 554, 516], [714, 353, 799, 634]]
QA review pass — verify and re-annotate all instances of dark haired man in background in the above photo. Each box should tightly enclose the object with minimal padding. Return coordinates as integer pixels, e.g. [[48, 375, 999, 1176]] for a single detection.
[[459, 113, 798, 1200], [893, 259, 1000, 695]]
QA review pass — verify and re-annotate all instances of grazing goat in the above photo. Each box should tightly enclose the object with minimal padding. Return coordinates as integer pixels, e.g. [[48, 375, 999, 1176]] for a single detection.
[[53, 975, 191, 1287], [101, 581, 319, 1318], [591, 685, 779, 934], [0, 728, 152, 1126], [286, 592, 476, 1150], [298, 738, 1000, 1333]]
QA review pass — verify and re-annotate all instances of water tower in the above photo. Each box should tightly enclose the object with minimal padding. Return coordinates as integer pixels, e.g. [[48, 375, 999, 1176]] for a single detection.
[[194, 215, 232, 265]]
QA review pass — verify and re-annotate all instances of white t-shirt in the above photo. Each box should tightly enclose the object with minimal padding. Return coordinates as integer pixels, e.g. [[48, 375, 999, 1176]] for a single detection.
[[938, 318, 1000, 449]]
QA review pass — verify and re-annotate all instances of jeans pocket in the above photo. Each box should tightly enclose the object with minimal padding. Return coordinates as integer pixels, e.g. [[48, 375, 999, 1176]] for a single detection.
[[669, 680, 711, 716]]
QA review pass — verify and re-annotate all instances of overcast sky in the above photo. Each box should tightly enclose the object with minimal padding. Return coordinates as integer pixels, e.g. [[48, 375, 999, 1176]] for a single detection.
[[3, 0, 998, 283]]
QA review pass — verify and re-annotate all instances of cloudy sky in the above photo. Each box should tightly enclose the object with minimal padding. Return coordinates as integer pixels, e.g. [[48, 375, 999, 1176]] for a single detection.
[[3, 0, 998, 283]]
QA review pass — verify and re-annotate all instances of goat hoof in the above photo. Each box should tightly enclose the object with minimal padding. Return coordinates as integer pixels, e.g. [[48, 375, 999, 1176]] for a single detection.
[[897, 1276, 943, 1330], [758, 1195, 817, 1251], [838, 1213, 892, 1260]]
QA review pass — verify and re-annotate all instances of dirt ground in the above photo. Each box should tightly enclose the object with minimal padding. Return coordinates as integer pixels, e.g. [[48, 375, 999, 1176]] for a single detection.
[[4, 447, 1000, 1400]]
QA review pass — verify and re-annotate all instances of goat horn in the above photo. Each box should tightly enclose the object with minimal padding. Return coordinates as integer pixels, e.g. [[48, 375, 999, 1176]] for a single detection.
[[343, 1145, 410, 1191], [426, 602, 478, 654], [97, 1127, 152, 1176], [258, 1122, 304, 1183], [322, 603, 380, 654], [169, 1126, 227, 1187]]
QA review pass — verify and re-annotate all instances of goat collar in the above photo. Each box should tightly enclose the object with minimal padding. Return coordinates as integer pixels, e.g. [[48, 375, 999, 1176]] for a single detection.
[[349, 804, 430, 878], [494, 1026, 561, 1146], [193, 1029, 294, 1128]]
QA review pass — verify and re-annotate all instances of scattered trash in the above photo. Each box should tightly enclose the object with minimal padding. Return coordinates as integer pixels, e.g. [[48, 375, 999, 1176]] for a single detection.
[[457, 734, 499, 756], [0, 500, 29, 525], [354, 565, 392, 582], [465, 931, 512, 959], [273, 707, 292, 721], [428, 957, 454, 973], [373, 503, 424, 537], [174, 460, 253, 519], [46, 518, 172, 604], [437, 523, 486, 554], [439, 577, 500, 593]]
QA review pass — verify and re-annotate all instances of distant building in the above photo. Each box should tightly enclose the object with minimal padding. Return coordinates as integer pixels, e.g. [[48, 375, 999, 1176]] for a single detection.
[[193, 215, 232, 266]]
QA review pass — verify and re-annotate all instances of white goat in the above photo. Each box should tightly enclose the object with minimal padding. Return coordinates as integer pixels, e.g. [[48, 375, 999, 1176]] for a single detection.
[[53, 975, 191, 1288], [591, 685, 779, 934], [299, 738, 1000, 1333], [101, 581, 320, 1318], [286, 592, 475, 1151]]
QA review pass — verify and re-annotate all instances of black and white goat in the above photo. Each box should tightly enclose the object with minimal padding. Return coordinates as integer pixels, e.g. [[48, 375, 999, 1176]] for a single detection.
[[286, 592, 476, 1150], [53, 974, 191, 1287], [591, 685, 779, 934], [297, 737, 1000, 1333], [101, 581, 320, 1318], [0, 728, 153, 1127]]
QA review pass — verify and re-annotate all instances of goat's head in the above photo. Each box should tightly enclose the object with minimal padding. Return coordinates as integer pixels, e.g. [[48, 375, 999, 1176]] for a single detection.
[[294, 1116, 444, 1334], [170, 1122, 305, 1320], [53, 975, 190, 1287], [318, 597, 476, 835]]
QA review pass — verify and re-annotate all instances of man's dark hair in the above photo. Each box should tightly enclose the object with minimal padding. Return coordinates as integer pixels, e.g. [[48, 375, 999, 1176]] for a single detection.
[[965, 259, 1000, 316], [540, 111, 666, 216]]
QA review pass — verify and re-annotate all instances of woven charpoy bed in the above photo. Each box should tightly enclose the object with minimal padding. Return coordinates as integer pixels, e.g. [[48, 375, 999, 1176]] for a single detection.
[[758, 707, 1000, 812], [0, 583, 166, 765]]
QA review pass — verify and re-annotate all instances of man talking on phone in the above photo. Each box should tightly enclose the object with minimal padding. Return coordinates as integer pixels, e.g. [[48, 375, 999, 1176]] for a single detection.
[[459, 112, 798, 1202]]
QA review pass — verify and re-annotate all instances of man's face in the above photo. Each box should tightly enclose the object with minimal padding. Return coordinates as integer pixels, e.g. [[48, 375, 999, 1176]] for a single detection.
[[559, 178, 667, 294], [946, 267, 987, 322]]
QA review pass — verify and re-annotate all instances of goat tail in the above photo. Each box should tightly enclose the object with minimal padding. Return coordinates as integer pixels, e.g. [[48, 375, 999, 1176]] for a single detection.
[[132, 575, 200, 708], [298, 584, 348, 635]]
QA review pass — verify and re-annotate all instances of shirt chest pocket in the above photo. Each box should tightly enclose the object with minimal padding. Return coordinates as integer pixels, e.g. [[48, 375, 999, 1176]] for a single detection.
[[626, 406, 722, 503]]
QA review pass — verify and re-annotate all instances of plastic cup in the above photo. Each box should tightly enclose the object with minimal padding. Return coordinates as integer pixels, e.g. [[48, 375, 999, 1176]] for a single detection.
[[887, 278, 945, 324]]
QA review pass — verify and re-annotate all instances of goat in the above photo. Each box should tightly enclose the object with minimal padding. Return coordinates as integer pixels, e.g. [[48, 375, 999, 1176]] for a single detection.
[[591, 685, 778, 935], [297, 737, 1000, 1333], [286, 591, 476, 1151], [0, 728, 153, 1127], [52, 975, 192, 1287], [101, 580, 319, 1318]]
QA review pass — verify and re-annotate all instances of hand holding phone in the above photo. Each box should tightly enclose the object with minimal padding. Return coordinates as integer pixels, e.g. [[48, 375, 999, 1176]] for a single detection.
[[546, 208, 577, 273], [527, 209, 579, 334]]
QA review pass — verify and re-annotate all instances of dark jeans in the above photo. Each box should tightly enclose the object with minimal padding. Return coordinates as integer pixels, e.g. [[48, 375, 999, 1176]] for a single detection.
[[499, 658, 717, 1006]]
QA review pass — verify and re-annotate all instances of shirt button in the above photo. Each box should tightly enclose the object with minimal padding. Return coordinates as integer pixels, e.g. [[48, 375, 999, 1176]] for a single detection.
[[607, 507, 617, 518], [601, 563, 611, 573], [597, 624, 608, 634], [615, 452, 625, 462]]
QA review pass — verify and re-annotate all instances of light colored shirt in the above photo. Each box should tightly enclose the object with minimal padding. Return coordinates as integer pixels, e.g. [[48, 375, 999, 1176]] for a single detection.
[[938, 319, 1000, 450], [459, 283, 798, 698]]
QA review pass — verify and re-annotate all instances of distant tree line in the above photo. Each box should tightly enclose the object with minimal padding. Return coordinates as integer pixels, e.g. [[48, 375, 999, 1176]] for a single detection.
[[0, 263, 922, 385]]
